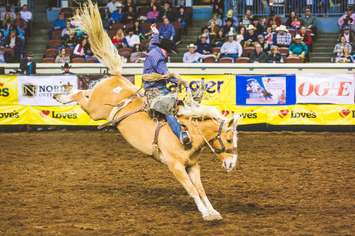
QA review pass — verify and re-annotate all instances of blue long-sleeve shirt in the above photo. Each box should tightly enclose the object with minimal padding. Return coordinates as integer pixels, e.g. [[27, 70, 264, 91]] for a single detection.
[[143, 33, 176, 90], [159, 23, 175, 40]]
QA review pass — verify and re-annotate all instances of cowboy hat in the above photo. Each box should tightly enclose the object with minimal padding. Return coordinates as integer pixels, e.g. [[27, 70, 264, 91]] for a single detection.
[[247, 25, 256, 31], [294, 34, 303, 40], [226, 31, 236, 37], [154, 38, 177, 54], [199, 33, 208, 38], [276, 25, 288, 32], [187, 43, 197, 49], [227, 9, 233, 18]]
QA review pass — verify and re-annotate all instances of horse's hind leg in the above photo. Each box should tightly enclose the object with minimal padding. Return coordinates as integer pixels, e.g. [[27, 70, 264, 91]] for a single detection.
[[187, 164, 222, 220], [167, 161, 211, 220]]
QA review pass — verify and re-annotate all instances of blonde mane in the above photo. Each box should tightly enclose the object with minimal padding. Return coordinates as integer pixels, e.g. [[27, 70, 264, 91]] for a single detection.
[[74, 1, 122, 75]]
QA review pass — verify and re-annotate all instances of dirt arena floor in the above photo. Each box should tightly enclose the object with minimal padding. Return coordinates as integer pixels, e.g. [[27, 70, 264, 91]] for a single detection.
[[0, 131, 354, 236]]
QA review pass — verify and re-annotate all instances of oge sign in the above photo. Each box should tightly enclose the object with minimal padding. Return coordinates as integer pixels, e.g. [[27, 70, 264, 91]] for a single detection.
[[296, 74, 354, 104]]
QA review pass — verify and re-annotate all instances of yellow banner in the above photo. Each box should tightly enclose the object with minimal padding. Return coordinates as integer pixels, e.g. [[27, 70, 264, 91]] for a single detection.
[[0, 76, 18, 105], [134, 74, 236, 106], [0, 105, 28, 125], [221, 105, 355, 125]]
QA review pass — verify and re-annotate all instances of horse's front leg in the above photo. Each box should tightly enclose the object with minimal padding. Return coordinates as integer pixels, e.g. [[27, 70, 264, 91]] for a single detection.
[[187, 164, 222, 220], [167, 161, 212, 220]]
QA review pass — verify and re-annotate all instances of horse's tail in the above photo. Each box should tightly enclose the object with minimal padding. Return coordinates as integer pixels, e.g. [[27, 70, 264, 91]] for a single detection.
[[75, 0, 122, 75]]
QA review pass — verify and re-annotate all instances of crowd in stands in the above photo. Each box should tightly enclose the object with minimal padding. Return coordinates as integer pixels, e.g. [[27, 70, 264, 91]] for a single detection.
[[43, 0, 192, 63], [333, 7, 355, 63], [183, 5, 319, 63], [0, 4, 32, 63]]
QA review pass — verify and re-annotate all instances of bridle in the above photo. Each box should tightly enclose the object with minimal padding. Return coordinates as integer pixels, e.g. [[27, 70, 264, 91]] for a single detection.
[[197, 114, 239, 157]]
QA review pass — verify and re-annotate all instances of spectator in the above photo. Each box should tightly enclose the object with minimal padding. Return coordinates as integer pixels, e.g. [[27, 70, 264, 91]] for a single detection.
[[63, 31, 77, 49], [252, 17, 264, 35], [1, 6, 16, 21], [2, 20, 15, 38], [341, 26, 355, 44], [212, 0, 224, 16], [201, 27, 211, 44], [285, 11, 297, 28], [244, 25, 258, 47], [334, 35, 352, 60], [301, 8, 317, 34], [268, 45, 283, 63], [209, 13, 223, 27], [183, 43, 203, 63], [55, 48, 70, 63], [236, 26, 246, 44], [222, 19, 236, 36], [6, 30, 23, 61], [14, 12, 27, 31], [0, 31, 6, 48], [159, 17, 175, 41], [267, 12, 282, 28], [133, 20, 145, 36], [298, 26, 313, 49], [0, 50, 5, 63], [224, 9, 239, 27], [290, 15, 302, 30], [220, 31, 243, 61], [196, 34, 212, 54], [177, 7, 188, 31], [273, 25, 292, 47], [208, 20, 219, 38], [53, 12, 66, 30], [19, 4, 32, 23], [241, 9, 254, 27], [147, 5, 160, 23], [289, 34, 308, 62], [264, 26, 274, 45], [20, 52, 36, 75], [211, 28, 225, 48], [73, 38, 89, 58], [338, 7, 355, 30], [160, 2, 175, 22], [110, 4, 126, 24], [336, 47, 354, 63], [106, 0, 120, 14], [124, 28, 140, 48], [112, 29, 126, 48], [126, 6, 137, 23], [61, 62, 75, 75], [249, 42, 268, 63], [256, 34, 270, 53]]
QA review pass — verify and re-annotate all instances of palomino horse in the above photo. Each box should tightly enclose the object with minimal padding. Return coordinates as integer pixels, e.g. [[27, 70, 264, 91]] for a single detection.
[[54, 1, 239, 221]]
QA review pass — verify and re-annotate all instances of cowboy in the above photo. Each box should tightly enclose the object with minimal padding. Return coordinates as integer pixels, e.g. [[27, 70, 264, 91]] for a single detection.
[[142, 24, 192, 148]]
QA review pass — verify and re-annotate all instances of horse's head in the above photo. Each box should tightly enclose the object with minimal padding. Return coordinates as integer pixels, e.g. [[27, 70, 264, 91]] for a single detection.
[[209, 114, 239, 172]]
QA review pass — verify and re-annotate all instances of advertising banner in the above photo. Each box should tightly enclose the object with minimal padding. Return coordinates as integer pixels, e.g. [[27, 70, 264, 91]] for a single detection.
[[0, 75, 18, 105], [0, 105, 28, 125], [135, 74, 236, 106], [17, 76, 78, 106], [28, 106, 105, 126], [236, 74, 296, 105], [296, 73, 354, 104]]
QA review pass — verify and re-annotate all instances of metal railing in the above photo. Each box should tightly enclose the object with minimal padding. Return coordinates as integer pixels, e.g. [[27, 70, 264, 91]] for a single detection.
[[233, 0, 353, 17]]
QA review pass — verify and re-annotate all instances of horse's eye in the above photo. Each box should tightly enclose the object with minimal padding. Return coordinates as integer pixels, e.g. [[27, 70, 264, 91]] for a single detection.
[[227, 139, 232, 143]]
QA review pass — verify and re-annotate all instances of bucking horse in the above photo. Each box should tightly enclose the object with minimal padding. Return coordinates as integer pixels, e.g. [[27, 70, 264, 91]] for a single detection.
[[54, 1, 239, 221]]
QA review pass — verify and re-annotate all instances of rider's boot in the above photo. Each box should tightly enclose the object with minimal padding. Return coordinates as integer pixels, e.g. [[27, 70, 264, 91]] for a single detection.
[[180, 130, 192, 150]]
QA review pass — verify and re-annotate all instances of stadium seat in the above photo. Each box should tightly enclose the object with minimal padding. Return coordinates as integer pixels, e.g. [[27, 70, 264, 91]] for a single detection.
[[118, 48, 133, 61], [44, 48, 58, 58], [51, 30, 62, 40], [285, 56, 302, 63], [111, 23, 124, 31], [42, 57, 55, 63], [71, 57, 86, 63], [219, 57, 234, 63], [279, 47, 289, 56], [86, 57, 98, 63], [65, 47, 73, 56], [243, 47, 255, 57], [236, 57, 250, 63], [203, 56, 216, 63], [3, 48, 14, 56], [212, 47, 220, 54], [47, 40, 62, 49]]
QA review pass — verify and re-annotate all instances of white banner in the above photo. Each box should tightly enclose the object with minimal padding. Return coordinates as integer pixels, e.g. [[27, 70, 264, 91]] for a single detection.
[[296, 73, 355, 104], [18, 76, 78, 106]]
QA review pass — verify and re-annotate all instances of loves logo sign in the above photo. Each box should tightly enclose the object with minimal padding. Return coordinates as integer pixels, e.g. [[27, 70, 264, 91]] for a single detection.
[[279, 109, 289, 118], [339, 109, 355, 118], [40, 110, 78, 119]]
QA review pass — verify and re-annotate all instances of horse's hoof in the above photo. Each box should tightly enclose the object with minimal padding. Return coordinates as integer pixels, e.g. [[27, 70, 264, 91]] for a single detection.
[[203, 213, 223, 221]]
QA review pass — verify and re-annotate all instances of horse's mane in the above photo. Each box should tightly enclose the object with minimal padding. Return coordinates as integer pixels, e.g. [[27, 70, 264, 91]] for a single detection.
[[178, 104, 227, 123], [74, 0, 122, 75]]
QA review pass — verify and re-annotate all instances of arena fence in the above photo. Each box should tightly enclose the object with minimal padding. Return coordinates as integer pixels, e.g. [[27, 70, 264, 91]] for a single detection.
[[0, 63, 354, 131]]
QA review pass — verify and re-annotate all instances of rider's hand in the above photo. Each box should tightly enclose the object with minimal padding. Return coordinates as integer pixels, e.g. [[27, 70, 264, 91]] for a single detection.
[[151, 24, 159, 34]]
